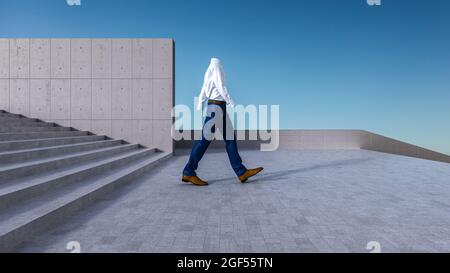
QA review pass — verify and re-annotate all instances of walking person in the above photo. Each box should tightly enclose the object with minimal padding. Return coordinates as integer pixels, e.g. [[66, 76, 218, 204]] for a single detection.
[[182, 58, 264, 186]]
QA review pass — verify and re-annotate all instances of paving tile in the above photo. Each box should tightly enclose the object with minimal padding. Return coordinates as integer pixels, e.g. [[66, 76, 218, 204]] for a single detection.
[[16, 150, 450, 253]]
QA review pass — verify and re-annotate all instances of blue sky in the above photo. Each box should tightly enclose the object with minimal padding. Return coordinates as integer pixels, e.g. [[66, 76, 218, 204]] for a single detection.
[[0, 0, 449, 154]]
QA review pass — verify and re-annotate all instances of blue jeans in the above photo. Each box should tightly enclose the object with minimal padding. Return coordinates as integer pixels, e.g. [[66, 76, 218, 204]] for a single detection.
[[183, 102, 247, 177]]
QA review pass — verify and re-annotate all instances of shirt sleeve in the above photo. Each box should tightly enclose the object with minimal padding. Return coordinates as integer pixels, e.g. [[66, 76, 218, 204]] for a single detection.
[[197, 83, 208, 111], [216, 73, 235, 108]]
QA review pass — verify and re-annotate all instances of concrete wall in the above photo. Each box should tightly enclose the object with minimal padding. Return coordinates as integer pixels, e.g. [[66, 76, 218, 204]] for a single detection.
[[175, 130, 450, 164], [359, 131, 450, 164], [0, 38, 174, 152], [175, 130, 367, 150]]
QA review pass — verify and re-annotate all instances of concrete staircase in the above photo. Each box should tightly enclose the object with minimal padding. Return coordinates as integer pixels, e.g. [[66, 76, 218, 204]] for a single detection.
[[0, 110, 172, 252]]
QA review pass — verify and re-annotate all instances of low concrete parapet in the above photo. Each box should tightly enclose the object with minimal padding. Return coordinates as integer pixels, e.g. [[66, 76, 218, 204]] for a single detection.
[[175, 130, 450, 164]]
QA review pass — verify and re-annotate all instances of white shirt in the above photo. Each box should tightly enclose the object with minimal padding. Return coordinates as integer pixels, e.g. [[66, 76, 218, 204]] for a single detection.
[[197, 58, 235, 110]]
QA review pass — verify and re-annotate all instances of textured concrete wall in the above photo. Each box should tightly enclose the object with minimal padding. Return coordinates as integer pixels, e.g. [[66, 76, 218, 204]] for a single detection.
[[359, 131, 450, 164], [0, 38, 174, 152], [175, 130, 450, 164], [175, 130, 370, 150]]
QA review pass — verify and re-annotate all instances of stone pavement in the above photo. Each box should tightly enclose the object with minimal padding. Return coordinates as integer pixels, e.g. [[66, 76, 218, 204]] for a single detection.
[[18, 149, 450, 253]]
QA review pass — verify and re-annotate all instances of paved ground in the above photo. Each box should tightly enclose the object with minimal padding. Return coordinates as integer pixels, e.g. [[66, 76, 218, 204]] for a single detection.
[[18, 149, 450, 253]]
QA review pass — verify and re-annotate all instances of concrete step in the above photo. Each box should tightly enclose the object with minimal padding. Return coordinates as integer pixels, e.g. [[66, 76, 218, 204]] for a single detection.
[[0, 143, 140, 182], [0, 131, 89, 142], [0, 110, 172, 252], [0, 126, 71, 133], [0, 116, 38, 122], [0, 120, 57, 127], [0, 147, 158, 211], [0, 150, 171, 252], [0, 139, 123, 164], [0, 135, 107, 152], [0, 113, 23, 118]]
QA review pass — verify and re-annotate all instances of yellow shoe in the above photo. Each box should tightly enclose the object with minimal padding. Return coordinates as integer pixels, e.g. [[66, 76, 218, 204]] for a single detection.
[[239, 167, 264, 183], [182, 175, 209, 186]]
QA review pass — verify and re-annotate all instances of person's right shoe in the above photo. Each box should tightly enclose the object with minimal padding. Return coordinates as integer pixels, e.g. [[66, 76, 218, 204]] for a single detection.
[[182, 175, 209, 186], [239, 167, 264, 183]]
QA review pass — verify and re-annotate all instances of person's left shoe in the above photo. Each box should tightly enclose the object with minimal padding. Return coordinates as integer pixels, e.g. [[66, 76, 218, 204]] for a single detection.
[[239, 167, 264, 183], [182, 175, 209, 186]]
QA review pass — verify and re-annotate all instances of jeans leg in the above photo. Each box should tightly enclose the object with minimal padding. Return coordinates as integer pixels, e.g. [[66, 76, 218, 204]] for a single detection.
[[183, 137, 211, 176], [222, 108, 247, 176], [183, 110, 216, 176], [224, 137, 247, 177]]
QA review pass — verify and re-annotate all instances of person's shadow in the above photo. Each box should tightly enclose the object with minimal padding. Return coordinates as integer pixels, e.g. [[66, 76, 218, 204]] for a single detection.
[[207, 157, 375, 184]]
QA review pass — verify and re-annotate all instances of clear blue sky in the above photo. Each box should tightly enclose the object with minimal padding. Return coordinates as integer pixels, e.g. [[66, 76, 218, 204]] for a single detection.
[[1, 0, 449, 155]]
